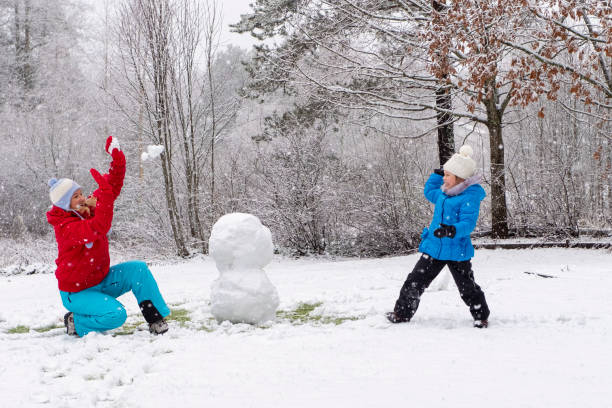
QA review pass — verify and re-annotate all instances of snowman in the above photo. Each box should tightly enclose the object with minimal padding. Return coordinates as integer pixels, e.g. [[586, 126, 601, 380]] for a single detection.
[[209, 213, 280, 324]]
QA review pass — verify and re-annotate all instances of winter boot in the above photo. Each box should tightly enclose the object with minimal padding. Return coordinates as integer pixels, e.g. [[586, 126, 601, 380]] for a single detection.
[[64, 312, 77, 336], [139, 300, 169, 335], [386, 312, 410, 324], [473, 319, 488, 329], [148, 318, 169, 335]]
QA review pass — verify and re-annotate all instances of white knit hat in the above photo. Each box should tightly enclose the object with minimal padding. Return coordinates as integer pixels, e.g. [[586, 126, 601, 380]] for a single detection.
[[48, 178, 81, 210], [443, 145, 476, 179]]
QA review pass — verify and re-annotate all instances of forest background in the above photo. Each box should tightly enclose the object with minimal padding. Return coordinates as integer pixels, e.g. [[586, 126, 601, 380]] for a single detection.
[[0, 0, 610, 267]]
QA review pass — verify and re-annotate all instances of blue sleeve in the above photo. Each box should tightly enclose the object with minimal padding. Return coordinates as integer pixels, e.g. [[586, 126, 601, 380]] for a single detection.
[[453, 198, 481, 238], [424, 173, 443, 204]]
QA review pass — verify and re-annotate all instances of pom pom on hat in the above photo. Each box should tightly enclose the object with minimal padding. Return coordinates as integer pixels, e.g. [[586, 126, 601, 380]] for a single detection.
[[443, 145, 477, 179], [459, 145, 473, 158], [49, 177, 81, 211]]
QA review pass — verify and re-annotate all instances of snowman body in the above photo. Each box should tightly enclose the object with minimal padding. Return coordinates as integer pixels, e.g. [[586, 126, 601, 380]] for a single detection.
[[209, 213, 279, 324]]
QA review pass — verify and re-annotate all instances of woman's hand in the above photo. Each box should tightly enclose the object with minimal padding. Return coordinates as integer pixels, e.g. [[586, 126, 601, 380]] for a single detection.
[[75, 204, 90, 216], [105, 136, 126, 167], [90, 168, 112, 193], [75, 195, 97, 216], [85, 196, 97, 208]]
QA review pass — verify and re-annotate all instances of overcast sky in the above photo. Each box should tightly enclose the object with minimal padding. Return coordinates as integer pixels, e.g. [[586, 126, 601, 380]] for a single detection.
[[220, 0, 260, 49], [86, 0, 261, 50]]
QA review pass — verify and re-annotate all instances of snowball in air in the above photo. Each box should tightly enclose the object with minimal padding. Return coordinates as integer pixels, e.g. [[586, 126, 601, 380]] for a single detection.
[[141, 145, 165, 161]]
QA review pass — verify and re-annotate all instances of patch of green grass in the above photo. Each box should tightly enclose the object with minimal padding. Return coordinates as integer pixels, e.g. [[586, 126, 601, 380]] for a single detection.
[[112, 307, 192, 336], [276, 302, 361, 326], [8, 325, 30, 334], [276, 302, 323, 323], [6, 323, 65, 334], [166, 308, 190, 327], [325, 316, 360, 325], [113, 321, 145, 336], [198, 318, 216, 332], [33, 324, 64, 333]]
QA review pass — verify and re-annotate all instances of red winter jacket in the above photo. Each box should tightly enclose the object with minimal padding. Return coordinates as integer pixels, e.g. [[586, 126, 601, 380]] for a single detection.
[[46, 155, 125, 292]]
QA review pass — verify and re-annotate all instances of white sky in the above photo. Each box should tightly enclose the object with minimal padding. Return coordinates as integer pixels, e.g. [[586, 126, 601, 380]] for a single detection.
[[219, 0, 261, 50], [85, 0, 261, 51]]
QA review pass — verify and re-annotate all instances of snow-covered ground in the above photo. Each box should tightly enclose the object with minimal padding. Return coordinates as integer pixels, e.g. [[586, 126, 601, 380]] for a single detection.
[[1, 248, 610, 407]]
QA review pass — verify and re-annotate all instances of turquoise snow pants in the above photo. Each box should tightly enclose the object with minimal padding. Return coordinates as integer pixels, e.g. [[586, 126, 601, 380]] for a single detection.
[[59, 261, 170, 337]]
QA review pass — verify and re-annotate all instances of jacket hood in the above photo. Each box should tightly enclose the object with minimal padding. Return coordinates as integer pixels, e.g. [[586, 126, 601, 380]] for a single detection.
[[442, 173, 485, 199], [46, 206, 82, 227]]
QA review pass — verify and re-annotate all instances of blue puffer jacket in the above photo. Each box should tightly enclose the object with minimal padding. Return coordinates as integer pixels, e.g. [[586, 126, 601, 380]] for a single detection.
[[418, 173, 486, 261]]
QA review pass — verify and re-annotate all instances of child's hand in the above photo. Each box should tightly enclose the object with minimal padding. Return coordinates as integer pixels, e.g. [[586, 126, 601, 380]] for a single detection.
[[434, 223, 456, 238]]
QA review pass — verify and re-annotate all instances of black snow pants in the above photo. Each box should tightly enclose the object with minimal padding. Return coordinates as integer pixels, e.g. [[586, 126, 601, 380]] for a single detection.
[[393, 254, 490, 321]]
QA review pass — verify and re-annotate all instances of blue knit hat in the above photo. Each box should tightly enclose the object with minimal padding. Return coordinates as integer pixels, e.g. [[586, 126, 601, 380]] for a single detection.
[[48, 178, 81, 210]]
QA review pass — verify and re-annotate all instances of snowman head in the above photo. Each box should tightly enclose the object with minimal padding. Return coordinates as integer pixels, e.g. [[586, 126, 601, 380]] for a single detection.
[[209, 213, 273, 272]]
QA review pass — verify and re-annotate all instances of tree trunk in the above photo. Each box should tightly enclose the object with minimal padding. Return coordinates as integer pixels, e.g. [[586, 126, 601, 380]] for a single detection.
[[152, 3, 188, 258], [435, 82, 455, 165], [208, 42, 217, 227], [432, 2, 454, 165], [160, 151, 189, 257], [159, 89, 189, 257], [485, 95, 509, 238], [14, 0, 33, 90]]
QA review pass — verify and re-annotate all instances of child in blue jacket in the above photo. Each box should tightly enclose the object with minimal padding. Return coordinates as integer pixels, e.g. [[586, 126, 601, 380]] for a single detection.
[[387, 145, 490, 328]]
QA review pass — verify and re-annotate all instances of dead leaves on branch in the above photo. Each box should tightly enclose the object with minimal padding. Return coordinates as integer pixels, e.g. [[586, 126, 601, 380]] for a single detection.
[[421, 0, 610, 114]]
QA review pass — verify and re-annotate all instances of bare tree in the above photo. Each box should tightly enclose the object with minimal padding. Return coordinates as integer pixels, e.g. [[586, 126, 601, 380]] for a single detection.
[[116, 0, 189, 256], [203, 0, 222, 226], [114, 0, 243, 255], [170, 0, 206, 249]]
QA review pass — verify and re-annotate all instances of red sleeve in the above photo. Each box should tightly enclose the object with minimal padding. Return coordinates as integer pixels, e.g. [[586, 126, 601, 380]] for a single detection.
[[92, 153, 125, 201], [107, 151, 126, 199]]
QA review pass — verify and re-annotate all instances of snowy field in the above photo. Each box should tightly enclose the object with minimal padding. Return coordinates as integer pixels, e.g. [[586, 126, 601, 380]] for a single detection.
[[1, 248, 611, 408]]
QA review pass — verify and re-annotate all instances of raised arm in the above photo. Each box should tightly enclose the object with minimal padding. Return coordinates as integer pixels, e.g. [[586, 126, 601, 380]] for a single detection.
[[91, 136, 126, 201], [424, 172, 444, 204]]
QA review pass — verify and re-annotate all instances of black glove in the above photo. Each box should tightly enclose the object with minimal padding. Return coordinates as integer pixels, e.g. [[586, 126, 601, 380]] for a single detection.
[[433, 223, 456, 238], [434, 168, 444, 176]]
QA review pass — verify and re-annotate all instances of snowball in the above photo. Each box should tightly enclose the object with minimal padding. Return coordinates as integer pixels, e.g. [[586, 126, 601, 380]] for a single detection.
[[108, 137, 121, 152], [141, 145, 165, 161], [209, 213, 273, 272], [209, 213, 279, 324]]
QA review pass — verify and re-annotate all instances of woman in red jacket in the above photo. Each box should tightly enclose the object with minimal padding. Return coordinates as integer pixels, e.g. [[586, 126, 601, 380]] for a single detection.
[[47, 136, 170, 336]]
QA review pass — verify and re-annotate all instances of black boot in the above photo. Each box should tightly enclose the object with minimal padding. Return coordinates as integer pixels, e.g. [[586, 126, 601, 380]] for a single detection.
[[473, 319, 488, 328], [148, 319, 169, 334], [139, 300, 168, 335], [64, 312, 77, 336], [386, 312, 410, 324]]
